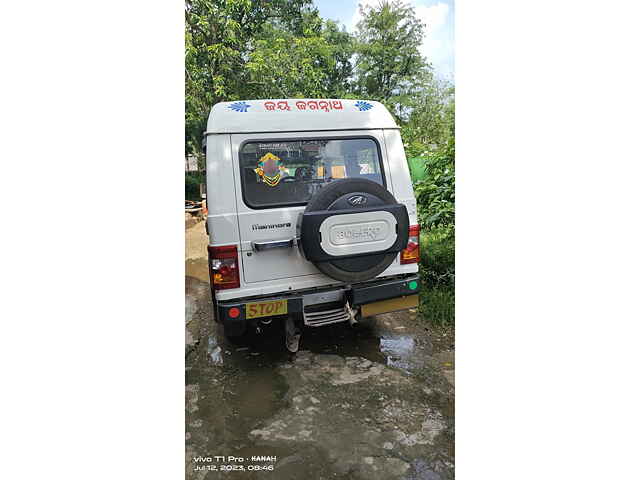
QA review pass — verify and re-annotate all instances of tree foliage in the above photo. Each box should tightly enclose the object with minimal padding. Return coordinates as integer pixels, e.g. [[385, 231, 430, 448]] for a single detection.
[[413, 149, 455, 229], [354, 0, 429, 118], [410, 91, 455, 229], [185, 0, 455, 231], [402, 81, 454, 157], [185, 0, 312, 155], [244, 17, 354, 99]]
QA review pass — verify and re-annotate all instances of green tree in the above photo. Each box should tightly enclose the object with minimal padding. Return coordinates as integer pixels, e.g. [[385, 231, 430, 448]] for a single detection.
[[319, 20, 355, 97], [245, 15, 355, 99], [410, 90, 455, 230], [185, 0, 312, 156], [354, 0, 429, 116], [402, 79, 455, 157]]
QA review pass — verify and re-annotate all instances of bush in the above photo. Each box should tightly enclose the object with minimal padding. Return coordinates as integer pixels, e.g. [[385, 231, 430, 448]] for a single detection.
[[418, 225, 455, 326], [185, 172, 204, 201], [413, 151, 455, 229], [419, 286, 455, 327], [420, 225, 454, 289]]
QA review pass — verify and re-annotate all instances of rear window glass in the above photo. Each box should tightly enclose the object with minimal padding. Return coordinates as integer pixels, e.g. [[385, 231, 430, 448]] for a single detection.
[[239, 138, 384, 209]]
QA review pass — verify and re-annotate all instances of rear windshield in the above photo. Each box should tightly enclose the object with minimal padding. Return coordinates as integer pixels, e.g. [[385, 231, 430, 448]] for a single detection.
[[239, 138, 384, 209]]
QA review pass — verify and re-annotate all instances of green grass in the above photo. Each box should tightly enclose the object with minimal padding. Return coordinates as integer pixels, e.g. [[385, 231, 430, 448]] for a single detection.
[[419, 286, 455, 326], [418, 225, 455, 326]]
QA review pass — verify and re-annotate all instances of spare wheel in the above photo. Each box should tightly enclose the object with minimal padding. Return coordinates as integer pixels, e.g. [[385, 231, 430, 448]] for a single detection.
[[299, 178, 409, 283]]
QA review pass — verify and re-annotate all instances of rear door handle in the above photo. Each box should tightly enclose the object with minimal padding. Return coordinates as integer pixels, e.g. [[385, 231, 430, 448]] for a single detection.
[[251, 238, 295, 252]]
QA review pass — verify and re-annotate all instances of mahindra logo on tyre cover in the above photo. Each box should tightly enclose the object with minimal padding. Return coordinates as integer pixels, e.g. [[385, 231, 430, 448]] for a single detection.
[[347, 195, 367, 206]]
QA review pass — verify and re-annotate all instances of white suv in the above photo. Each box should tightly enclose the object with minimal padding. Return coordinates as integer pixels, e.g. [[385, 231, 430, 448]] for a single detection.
[[205, 99, 421, 351]]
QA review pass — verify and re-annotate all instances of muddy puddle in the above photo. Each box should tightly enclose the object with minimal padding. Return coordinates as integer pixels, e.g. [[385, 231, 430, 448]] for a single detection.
[[185, 221, 454, 480]]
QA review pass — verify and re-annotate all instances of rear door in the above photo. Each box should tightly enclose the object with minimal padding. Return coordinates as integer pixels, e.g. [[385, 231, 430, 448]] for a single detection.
[[230, 130, 391, 284]]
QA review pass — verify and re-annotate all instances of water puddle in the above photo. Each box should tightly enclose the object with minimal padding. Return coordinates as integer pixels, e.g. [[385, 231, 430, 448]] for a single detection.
[[300, 321, 386, 363], [380, 335, 417, 370], [207, 336, 223, 365], [187, 323, 295, 478], [297, 315, 430, 376]]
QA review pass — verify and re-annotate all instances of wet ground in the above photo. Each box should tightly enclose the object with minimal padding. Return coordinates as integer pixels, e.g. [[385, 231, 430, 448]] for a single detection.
[[185, 220, 454, 479]]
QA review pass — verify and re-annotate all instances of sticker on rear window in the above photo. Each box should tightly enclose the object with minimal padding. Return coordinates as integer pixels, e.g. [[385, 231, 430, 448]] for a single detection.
[[255, 153, 285, 187]]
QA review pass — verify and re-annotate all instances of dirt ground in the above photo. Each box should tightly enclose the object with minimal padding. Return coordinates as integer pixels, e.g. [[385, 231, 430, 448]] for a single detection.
[[185, 220, 454, 479]]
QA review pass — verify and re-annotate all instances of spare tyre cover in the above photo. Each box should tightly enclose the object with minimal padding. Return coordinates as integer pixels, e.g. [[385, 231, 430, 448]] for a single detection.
[[300, 178, 409, 283]]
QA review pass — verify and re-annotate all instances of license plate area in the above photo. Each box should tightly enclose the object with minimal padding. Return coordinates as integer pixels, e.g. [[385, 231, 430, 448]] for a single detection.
[[360, 294, 418, 317], [246, 299, 288, 319]]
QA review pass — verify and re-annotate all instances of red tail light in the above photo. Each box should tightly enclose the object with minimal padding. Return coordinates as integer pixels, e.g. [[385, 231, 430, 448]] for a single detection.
[[400, 224, 420, 264], [208, 245, 240, 290]]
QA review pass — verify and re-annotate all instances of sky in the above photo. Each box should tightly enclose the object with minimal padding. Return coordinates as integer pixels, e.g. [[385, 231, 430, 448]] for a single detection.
[[315, 0, 454, 81]]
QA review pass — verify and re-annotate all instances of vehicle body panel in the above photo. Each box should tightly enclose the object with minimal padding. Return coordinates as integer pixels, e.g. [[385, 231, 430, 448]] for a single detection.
[[205, 100, 418, 303], [206, 99, 398, 134], [216, 274, 420, 337]]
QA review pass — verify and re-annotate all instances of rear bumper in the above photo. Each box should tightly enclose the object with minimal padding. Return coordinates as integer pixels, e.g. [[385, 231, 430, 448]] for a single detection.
[[216, 274, 420, 336]]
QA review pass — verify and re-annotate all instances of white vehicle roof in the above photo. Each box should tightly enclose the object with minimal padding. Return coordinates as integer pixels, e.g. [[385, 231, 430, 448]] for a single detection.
[[206, 99, 398, 134]]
